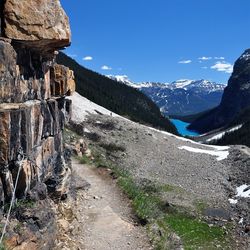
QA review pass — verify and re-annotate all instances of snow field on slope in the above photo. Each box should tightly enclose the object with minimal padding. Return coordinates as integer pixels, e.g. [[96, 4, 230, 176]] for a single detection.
[[206, 125, 243, 142], [69, 92, 230, 162]]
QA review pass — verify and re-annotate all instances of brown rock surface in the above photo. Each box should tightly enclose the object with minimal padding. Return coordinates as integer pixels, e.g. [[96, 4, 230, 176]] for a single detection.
[[4, 0, 71, 52], [0, 0, 74, 248], [0, 0, 75, 198], [0, 110, 10, 165], [51, 64, 76, 96]]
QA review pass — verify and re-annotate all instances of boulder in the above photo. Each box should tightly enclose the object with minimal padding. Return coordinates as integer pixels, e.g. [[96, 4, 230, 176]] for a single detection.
[[4, 0, 71, 53]]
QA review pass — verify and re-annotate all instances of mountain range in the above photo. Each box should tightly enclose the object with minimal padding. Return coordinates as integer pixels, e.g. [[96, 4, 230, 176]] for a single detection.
[[58, 50, 250, 147], [107, 76, 225, 116]]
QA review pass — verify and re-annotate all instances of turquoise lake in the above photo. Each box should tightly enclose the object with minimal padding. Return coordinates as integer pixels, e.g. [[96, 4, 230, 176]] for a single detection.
[[170, 119, 200, 136]]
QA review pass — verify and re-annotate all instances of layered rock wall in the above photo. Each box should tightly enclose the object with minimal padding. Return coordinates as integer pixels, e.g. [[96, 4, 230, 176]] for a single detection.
[[0, 0, 75, 203]]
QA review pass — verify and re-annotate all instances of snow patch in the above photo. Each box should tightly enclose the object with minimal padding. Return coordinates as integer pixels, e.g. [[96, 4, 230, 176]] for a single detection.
[[206, 125, 243, 142], [106, 75, 134, 85], [228, 198, 238, 204], [178, 146, 229, 161], [68, 92, 121, 123], [236, 184, 250, 198], [147, 126, 229, 150], [83, 128, 91, 133], [172, 79, 194, 89], [228, 184, 250, 205]]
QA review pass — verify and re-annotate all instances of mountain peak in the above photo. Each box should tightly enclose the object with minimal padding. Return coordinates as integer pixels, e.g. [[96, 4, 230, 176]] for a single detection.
[[171, 79, 194, 88], [106, 75, 168, 88], [107, 74, 225, 116], [107, 75, 225, 92], [106, 75, 133, 85], [189, 48, 250, 133]]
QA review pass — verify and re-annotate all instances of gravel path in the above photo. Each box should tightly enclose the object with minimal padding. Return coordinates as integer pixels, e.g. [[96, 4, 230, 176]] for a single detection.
[[65, 159, 152, 250]]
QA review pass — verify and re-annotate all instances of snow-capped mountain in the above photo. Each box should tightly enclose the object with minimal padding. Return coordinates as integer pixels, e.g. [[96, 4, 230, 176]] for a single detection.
[[170, 79, 225, 92], [107, 76, 226, 116], [106, 75, 134, 85]]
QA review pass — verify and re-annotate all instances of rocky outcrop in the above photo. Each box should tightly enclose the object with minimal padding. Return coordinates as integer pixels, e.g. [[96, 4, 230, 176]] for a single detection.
[[51, 64, 76, 97], [4, 0, 71, 55], [189, 49, 250, 133], [0, 0, 75, 206]]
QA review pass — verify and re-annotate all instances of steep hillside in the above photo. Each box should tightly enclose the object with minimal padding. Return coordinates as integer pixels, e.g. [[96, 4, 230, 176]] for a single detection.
[[170, 109, 213, 123], [189, 49, 250, 133], [57, 52, 177, 134], [213, 107, 250, 147]]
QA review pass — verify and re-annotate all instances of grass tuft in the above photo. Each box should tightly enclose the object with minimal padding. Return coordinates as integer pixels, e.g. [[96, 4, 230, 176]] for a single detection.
[[164, 213, 226, 249], [0, 243, 5, 250], [78, 155, 92, 165]]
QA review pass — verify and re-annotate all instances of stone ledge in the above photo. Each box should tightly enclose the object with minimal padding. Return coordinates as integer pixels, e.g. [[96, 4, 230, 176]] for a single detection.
[[4, 0, 71, 54]]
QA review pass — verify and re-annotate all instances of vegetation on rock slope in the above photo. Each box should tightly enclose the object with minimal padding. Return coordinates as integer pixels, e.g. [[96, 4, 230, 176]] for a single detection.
[[76, 140, 232, 250]]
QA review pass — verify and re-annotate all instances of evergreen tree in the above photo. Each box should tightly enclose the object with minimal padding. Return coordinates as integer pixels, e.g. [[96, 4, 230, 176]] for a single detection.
[[57, 52, 178, 134]]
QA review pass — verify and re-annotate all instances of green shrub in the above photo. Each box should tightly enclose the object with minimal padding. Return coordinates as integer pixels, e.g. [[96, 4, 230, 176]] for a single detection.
[[78, 155, 92, 165], [0, 243, 5, 250]]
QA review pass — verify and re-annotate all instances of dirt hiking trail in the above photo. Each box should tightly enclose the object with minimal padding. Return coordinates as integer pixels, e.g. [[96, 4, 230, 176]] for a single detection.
[[63, 159, 152, 250]]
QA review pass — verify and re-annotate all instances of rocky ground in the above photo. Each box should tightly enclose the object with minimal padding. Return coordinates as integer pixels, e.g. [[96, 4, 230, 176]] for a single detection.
[[2, 101, 249, 249], [54, 159, 152, 250], [66, 109, 250, 249]]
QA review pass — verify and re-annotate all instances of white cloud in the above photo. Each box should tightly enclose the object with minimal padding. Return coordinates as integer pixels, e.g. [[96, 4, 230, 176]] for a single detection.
[[214, 56, 225, 60], [83, 56, 93, 61], [198, 56, 212, 61], [211, 61, 233, 73], [101, 65, 112, 70], [202, 66, 208, 69], [178, 60, 192, 64]]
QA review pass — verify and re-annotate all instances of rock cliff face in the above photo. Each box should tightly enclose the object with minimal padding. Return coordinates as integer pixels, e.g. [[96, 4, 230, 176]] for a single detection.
[[0, 0, 75, 204], [189, 49, 250, 133]]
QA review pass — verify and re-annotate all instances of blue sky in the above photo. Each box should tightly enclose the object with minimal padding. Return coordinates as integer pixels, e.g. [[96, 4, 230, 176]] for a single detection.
[[61, 0, 250, 84]]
